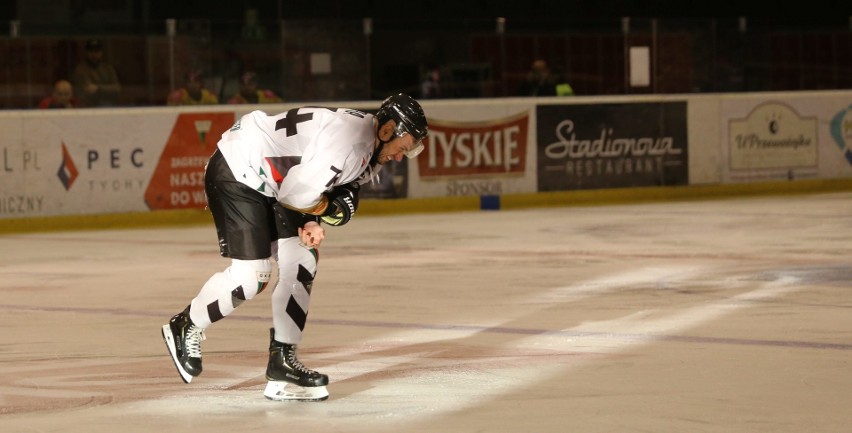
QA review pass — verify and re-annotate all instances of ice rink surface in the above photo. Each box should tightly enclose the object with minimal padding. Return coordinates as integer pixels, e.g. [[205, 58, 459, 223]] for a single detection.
[[2, 192, 851, 433]]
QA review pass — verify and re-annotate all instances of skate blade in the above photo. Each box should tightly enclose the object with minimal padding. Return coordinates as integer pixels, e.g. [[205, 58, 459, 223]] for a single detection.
[[161, 325, 193, 384], [263, 381, 329, 401]]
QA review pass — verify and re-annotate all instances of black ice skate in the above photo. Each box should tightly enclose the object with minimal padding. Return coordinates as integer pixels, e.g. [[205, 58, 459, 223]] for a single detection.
[[161, 306, 205, 383], [263, 328, 329, 401]]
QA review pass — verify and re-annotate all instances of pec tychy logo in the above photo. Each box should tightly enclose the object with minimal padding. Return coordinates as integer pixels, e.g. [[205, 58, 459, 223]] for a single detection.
[[57, 141, 79, 191]]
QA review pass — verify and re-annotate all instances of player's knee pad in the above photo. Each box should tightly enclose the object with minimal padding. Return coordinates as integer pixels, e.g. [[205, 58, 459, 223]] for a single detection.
[[228, 258, 273, 301]]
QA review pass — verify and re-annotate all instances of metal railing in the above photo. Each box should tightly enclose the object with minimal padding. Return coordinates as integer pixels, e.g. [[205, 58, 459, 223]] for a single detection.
[[2, 17, 850, 109]]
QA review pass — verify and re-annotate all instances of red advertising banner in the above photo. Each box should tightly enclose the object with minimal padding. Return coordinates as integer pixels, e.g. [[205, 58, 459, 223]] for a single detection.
[[418, 111, 529, 177], [144, 112, 234, 210]]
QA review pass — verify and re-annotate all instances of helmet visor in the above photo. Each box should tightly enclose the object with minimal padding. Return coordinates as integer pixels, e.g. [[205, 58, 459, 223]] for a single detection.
[[395, 123, 426, 158], [403, 140, 425, 158]]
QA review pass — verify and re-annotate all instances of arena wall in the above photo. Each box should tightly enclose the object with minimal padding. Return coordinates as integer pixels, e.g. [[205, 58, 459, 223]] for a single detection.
[[2, 90, 851, 231]]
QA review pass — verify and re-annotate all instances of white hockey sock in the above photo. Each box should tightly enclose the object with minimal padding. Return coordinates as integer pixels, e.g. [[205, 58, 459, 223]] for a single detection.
[[272, 238, 317, 343]]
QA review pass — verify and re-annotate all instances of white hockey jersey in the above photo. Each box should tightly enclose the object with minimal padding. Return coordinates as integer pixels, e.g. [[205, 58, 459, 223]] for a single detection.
[[217, 107, 379, 211]]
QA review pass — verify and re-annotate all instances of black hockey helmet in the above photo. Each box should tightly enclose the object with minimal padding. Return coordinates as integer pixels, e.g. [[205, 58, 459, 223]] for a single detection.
[[376, 93, 428, 158]]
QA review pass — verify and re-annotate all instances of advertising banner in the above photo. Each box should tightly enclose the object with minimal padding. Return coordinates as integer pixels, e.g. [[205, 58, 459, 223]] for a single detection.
[[408, 101, 537, 198], [536, 102, 688, 191], [1, 111, 175, 217], [720, 97, 852, 182], [3, 91, 851, 220], [830, 103, 852, 166], [0, 109, 235, 218], [144, 112, 234, 210]]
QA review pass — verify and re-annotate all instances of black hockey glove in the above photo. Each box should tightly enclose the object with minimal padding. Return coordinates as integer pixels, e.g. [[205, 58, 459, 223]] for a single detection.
[[320, 181, 360, 226]]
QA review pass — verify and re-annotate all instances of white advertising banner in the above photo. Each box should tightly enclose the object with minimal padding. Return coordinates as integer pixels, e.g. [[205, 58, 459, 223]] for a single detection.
[[3, 91, 852, 220], [719, 93, 852, 182], [410, 100, 538, 199], [0, 114, 29, 217], [0, 108, 243, 219], [22, 110, 174, 215]]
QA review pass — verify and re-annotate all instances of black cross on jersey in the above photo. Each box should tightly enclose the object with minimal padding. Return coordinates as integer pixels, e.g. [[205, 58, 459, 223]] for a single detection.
[[275, 108, 314, 137]]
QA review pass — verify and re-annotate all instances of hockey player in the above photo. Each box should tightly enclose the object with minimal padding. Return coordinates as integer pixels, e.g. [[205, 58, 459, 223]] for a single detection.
[[161, 93, 428, 401]]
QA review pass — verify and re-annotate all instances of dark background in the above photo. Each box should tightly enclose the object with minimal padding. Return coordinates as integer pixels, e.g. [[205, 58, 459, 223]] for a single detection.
[[2, 0, 850, 108], [2, 0, 851, 31]]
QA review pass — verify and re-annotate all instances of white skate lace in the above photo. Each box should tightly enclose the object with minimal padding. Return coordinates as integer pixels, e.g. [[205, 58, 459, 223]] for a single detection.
[[287, 348, 314, 375], [186, 325, 206, 358]]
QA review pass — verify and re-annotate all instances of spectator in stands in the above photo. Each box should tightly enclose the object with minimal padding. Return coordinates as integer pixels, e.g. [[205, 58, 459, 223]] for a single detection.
[[553, 66, 575, 96], [420, 66, 442, 99], [517, 59, 557, 97], [72, 39, 121, 107], [227, 71, 282, 105], [37, 80, 79, 109], [167, 70, 219, 106]]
